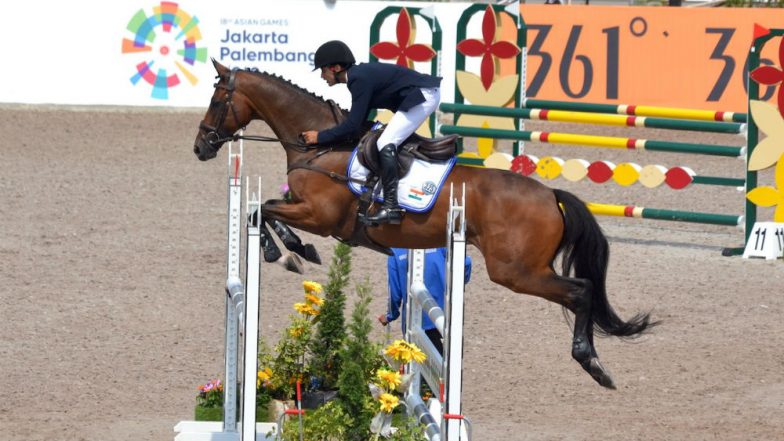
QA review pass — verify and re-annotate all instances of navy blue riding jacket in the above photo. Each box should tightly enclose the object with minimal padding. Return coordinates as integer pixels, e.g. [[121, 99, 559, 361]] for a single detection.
[[316, 62, 441, 145]]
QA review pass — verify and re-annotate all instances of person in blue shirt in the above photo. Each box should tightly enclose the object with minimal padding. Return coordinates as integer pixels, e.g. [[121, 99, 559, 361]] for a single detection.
[[301, 40, 442, 226], [377, 248, 472, 355]]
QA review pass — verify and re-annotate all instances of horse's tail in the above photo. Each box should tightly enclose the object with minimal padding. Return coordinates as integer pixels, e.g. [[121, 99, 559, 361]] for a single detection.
[[554, 189, 657, 338]]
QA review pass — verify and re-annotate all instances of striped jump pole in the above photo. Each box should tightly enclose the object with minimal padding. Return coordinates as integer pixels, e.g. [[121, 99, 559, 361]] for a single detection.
[[440, 103, 745, 135], [440, 125, 744, 158], [521, 98, 747, 124], [587, 202, 743, 227]]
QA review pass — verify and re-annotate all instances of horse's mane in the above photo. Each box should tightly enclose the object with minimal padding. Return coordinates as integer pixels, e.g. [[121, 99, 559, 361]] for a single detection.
[[238, 68, 348, 114], [231, 67, 370, 150]]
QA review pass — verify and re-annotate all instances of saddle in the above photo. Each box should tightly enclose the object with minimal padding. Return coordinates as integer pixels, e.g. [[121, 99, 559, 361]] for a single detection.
[[323, 107, 458, 257], [356, 125, 459, 177]]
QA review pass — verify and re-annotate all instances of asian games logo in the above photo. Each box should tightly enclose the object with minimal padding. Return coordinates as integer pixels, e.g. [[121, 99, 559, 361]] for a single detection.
[[121, 1, 207, 100]]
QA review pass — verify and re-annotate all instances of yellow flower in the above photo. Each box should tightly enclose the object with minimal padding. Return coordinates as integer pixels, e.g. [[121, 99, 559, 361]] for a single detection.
[[376, 368, 402, 389], [294, 302, 320, 317], [304, 293, 324, 307], [257, 367, 272, 388], [384, 340, 406, 361], [289, 326, 305, 338], [378, 393, 400, 413], [384, 340, 427, 364], [409, 346, 426, 364], [303, 281, 323, 295]]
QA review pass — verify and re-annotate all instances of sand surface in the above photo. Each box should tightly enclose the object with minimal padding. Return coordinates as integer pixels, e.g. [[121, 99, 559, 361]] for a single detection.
[[1, 106, 782, 441]]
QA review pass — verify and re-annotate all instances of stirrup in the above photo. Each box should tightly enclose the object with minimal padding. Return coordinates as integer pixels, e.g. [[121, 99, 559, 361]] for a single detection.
[[365, 207, 404, 225]]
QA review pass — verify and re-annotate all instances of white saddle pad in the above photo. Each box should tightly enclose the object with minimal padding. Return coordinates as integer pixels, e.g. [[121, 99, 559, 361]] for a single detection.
[[346, 148, 457, 213]]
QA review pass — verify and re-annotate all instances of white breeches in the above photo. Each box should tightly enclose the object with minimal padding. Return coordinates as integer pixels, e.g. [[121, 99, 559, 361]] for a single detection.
[[376, 87, 441, 150]]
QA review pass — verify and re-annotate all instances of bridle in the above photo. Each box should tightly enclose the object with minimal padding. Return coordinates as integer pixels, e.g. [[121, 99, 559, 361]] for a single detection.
[[198, 68, 313, 152], [198, 68, 242, 148], [197, 67, 364, 184]]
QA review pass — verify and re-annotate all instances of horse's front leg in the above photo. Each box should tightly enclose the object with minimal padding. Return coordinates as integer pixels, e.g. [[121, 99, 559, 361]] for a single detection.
[[262, 199, 321, 264], [255, 220, 304, 274]]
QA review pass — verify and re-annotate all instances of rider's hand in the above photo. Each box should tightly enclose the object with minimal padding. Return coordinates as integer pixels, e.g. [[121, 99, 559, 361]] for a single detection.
[[301, 131, 319, 145]]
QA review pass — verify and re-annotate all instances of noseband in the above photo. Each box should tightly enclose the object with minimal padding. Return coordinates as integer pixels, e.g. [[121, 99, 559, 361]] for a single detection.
[[198, 68, 242, 147]]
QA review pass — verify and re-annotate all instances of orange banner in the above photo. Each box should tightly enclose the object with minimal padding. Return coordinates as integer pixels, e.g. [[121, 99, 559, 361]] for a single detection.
[[519, 5, 784, 112]]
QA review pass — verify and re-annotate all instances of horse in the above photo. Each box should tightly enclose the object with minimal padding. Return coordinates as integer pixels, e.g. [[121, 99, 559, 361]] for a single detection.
[[193, 60, 656, 389]]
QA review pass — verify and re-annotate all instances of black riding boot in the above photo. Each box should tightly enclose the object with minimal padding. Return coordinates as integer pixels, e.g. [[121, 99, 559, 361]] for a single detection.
[[366, 144, 404, 225]]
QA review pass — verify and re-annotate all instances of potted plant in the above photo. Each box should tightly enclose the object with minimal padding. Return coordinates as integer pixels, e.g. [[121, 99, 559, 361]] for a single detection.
[[193, 243, 431, 439], [193, 373, 275, 422], [278, 273, 428, 440]]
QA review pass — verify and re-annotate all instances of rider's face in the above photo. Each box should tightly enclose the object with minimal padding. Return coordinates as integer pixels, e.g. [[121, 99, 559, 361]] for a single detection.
[[320, 66, 339, 86]]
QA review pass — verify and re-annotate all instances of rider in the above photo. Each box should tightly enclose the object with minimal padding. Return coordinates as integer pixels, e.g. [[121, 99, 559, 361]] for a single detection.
[[300, 40, 442, 225]]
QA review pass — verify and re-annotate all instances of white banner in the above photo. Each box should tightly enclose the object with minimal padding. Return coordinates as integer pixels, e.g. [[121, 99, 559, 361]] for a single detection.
[[0, 0, 470, 108]]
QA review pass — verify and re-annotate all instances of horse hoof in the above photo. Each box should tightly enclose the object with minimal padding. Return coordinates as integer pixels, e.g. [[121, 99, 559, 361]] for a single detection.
[[581, 358, 616, 390], [262, 242, 283, 263], [302, 244, 322, 265], [280, 253, 304, 274]]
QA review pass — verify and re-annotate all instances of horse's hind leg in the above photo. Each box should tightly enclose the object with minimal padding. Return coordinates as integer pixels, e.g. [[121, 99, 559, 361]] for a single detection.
[[484, 258, 615, 389], [555, 274, 616, 389]]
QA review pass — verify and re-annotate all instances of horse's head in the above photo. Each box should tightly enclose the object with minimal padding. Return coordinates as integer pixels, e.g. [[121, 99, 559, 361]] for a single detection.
[[194, 60, 254, 161]]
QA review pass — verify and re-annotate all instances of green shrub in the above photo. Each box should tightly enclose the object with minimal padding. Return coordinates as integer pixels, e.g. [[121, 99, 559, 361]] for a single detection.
[[308, 242, 351, 389]]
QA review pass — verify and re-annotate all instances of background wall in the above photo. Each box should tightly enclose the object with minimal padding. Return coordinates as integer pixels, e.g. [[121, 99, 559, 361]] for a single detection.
[[0, 0, 466, 108], [0, 0, 779, 111]]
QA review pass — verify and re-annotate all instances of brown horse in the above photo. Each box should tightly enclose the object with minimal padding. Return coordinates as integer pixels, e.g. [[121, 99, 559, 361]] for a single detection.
[[193, 60, 656, 389]]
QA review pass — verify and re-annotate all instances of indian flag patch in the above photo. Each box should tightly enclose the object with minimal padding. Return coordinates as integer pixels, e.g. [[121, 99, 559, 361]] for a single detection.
[[407, 187, 425, 201]]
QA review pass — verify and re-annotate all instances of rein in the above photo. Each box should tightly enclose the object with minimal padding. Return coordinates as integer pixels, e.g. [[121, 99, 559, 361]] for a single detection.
[[211, 132, 316, 153], [287, 149, 366, 185]]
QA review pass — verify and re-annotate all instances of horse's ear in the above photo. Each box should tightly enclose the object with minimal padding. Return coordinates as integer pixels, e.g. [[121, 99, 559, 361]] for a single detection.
[[211, 58, 228, 76]]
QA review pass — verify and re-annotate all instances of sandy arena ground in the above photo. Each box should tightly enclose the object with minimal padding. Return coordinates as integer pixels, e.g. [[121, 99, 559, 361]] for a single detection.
[[1, 105, 782, 441]]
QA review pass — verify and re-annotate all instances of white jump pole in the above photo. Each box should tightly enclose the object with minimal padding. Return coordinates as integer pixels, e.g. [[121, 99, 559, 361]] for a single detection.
[[174, 138, 276, 440], [443, 184, 467, 441], [405, 249, 442, 441], [404, 183, 470, 441], [224, 140, 244, 432], [241, 176, 262, 441]]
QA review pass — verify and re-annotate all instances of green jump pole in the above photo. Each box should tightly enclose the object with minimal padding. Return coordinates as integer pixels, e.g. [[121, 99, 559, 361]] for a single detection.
[[691, 176, 745, 187], [638, 209, 743, 226]]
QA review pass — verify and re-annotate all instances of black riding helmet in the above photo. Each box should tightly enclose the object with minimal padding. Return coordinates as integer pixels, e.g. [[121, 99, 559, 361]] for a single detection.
[[313, 40, 356, 70]]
